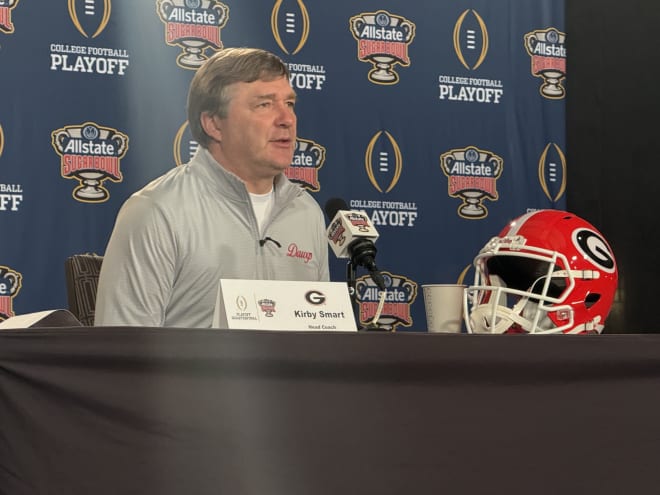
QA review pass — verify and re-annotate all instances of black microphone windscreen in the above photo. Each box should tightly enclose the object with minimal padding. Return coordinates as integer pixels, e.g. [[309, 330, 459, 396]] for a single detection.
[[325, 197, 349, 221]]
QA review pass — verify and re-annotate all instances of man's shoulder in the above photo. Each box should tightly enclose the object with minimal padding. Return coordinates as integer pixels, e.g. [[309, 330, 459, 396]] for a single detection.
[[133, 164, 197, 203]]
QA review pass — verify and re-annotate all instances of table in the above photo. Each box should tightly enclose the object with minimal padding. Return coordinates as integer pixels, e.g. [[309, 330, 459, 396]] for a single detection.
[[1, 327, 659, 494]]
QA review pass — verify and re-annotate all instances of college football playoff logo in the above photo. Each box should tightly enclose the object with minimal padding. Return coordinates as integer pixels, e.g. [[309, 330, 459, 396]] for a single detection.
[[538, 142, 566, 203], [68, 0, 111, 38], [271, 0, 310, 55], [453, 9, 489, 70], [365, 130, 402, 193]]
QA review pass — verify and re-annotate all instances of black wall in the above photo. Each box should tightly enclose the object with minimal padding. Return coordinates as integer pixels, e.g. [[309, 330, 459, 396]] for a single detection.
[[566, 2, 658, 333]]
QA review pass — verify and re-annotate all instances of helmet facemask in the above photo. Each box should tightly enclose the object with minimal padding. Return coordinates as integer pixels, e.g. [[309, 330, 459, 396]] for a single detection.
[[465, 237, 577, 334]]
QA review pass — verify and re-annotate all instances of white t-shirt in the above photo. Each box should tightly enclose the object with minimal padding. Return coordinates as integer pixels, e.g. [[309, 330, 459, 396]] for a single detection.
[[249, 189, 274, 235]]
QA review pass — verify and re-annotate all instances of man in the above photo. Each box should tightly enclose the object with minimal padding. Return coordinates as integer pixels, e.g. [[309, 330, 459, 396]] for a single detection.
[[94, 47, 330, 327]]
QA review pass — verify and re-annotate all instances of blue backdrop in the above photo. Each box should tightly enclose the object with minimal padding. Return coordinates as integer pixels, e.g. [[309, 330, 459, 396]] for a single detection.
[[0, 0, 566, 330]]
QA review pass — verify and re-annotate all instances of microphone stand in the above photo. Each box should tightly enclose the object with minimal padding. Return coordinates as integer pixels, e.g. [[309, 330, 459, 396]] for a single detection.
[[347, 259, 389, 332], [346, 260, 359, 322]]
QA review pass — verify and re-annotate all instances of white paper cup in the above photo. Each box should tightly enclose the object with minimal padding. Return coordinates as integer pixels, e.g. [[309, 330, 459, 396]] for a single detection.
[[422, 284, 466, 333]]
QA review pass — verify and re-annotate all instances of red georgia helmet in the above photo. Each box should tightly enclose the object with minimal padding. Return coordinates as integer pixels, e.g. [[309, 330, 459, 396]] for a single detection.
[[465, 209, 618, 334]]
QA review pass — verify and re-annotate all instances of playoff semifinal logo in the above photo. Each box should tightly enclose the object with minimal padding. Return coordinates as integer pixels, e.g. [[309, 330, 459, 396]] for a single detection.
[[441, 146, 503, 219], [0, 266, 21, 322], [0, 0, 19, 34], [271, 0, 310, 55], [51, 122, 129, 203], [356, 271, 417, 331], [524, 28, 566, 99], [538, 142, 566, 203], [350, 10, 416, 85], [284, 138, 325, 192], [157, 0, 229, 69]]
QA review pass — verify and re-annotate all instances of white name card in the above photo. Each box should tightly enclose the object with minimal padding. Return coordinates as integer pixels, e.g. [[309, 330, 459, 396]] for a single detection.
[[212, 279, 358, 332]]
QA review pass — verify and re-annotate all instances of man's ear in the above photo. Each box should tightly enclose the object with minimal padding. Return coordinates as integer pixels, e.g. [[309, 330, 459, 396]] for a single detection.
[[200, 112, 223, 142]]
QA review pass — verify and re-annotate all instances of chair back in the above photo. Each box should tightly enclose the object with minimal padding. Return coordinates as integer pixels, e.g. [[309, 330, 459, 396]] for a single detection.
[[64, 253, 103, 326]]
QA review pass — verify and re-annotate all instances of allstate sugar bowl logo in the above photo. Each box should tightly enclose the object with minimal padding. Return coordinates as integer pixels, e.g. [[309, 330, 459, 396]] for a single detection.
[[441, 146, 503, 219], [51, 122, 129, 203], [524, 27, 566, 99], [284, 137, 325, 192], [157, 0, 229, 69], [258, 298, 276, 317], [0, 0, 20, 34], [0, 266, 21, 322], [356, 271, 417, 331], [350, 10, 416, 85], [271, 0, 310, 55]]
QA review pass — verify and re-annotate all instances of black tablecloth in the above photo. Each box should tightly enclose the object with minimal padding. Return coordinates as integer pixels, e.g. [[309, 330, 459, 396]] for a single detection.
[[1, 328, 659, 494]]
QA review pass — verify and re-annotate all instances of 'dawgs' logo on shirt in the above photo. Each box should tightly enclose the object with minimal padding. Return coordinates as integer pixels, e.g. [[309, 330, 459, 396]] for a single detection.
[[51, 122, 129, 203]]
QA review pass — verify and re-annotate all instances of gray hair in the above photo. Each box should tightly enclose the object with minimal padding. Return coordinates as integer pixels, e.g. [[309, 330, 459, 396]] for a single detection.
[[187, 47, 291, 148]]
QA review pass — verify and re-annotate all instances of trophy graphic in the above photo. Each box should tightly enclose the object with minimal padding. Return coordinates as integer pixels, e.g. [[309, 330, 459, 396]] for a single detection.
[[157, 0, 229, 69], [258, 299, 276, 317], [0, 0, 19, 34], [356, 272, 417, 331], [52, 123, 129, 203], [0, 266, 21, 322], [524, 28, 567, 98], [441, 147, 503, 219], [285, 138, 326, 192], [350, 10, 416, 84]]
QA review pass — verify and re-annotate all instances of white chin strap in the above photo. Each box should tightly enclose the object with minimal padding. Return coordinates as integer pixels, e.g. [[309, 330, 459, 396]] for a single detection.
[[469, 297, 532, 334], [469, 297, 556, 334]]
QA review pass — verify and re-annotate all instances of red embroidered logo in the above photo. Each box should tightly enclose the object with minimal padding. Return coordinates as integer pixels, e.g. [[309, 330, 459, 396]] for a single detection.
[[287, 243, 312, 263]]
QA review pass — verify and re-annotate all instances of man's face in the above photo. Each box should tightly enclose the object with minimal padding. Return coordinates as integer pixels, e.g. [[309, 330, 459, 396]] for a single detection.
[[212, 76, 297, 181]]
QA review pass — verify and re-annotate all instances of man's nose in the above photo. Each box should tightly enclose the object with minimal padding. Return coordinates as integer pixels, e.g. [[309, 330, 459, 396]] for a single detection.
[[276, 104, 295, 127]]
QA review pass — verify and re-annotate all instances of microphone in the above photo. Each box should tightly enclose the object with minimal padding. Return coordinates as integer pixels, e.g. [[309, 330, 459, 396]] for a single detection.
[[325, 198, 386, 290]]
